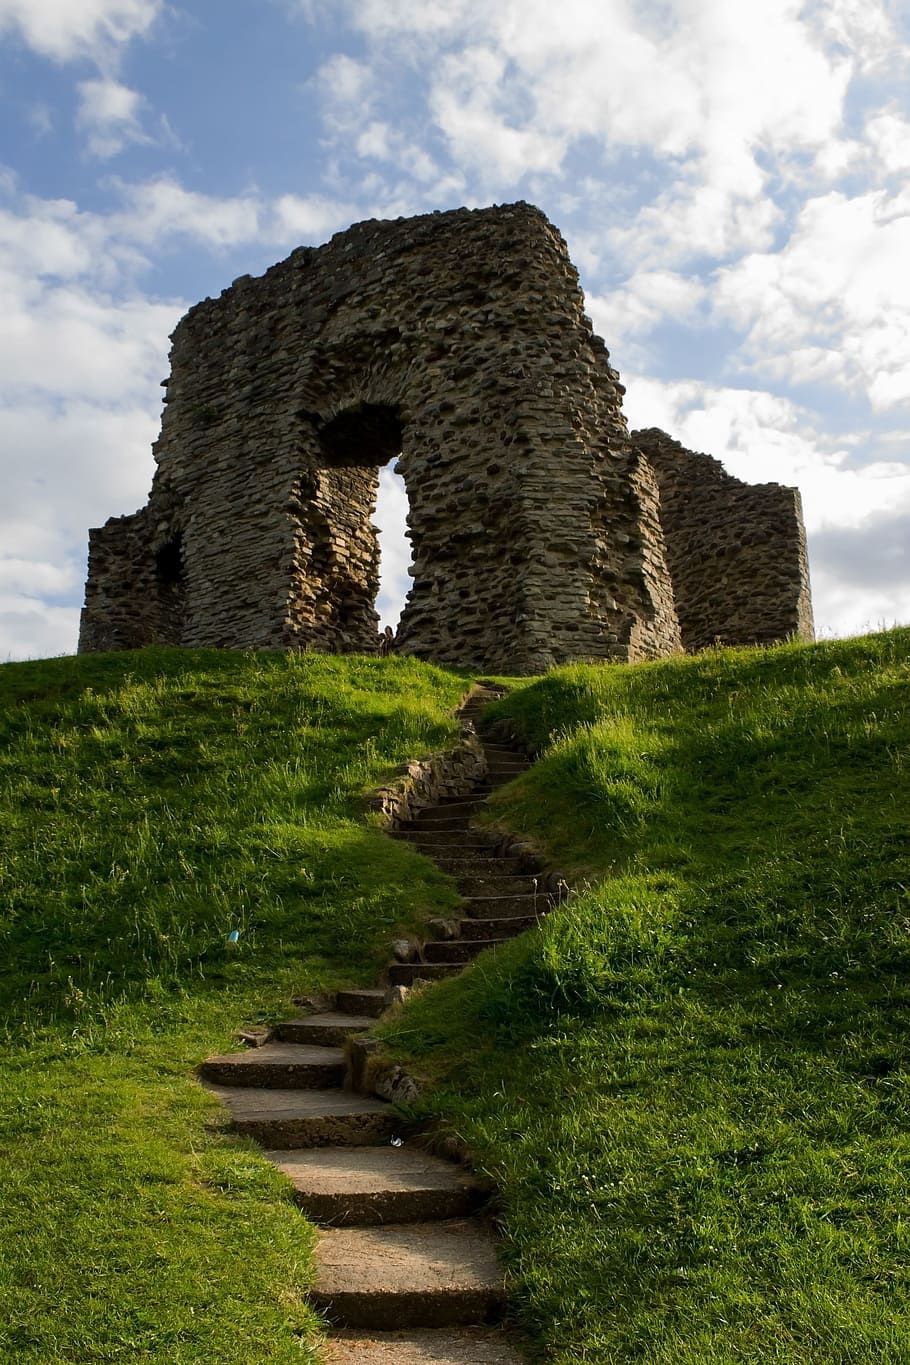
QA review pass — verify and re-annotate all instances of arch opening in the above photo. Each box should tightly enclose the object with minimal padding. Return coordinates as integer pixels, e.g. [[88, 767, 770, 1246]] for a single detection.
[[305, 403, 412, 652]]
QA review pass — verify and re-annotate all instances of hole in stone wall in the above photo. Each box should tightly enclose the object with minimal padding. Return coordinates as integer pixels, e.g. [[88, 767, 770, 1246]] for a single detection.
[[375, 459, 412, 632], [155, 535, 183, 585], [153, 532, 186, 643]]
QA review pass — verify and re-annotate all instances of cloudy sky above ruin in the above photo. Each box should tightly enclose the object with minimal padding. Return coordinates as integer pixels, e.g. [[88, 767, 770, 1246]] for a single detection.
[[2, 0, 909, 660]]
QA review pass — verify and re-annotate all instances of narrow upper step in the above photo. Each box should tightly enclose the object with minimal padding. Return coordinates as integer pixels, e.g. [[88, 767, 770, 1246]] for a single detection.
[[199, 1041, 345, 1089], [313, 1219, 506, 1329], [263, 1145, 484, 1226], [203, 1083, 396, 1148], [324, 1327, 524, 1363]]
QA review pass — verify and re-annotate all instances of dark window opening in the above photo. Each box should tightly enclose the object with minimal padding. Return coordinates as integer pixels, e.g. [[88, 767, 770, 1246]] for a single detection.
[[318, 403, 404, 467], [153, 533, 186, 643], [155, 534, 184, 585]]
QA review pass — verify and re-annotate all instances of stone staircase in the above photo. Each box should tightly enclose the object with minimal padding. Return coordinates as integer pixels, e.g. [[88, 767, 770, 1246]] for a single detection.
[[199, 684, 556, 1364]]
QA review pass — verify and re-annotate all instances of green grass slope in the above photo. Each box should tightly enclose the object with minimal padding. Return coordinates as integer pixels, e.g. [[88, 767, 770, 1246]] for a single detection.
[[0, 648, 471, 1363], [379, 629, 910, 1364]]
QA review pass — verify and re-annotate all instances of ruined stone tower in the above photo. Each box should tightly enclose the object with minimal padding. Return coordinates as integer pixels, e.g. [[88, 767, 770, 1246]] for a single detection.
[[79, 203, 813, 672]]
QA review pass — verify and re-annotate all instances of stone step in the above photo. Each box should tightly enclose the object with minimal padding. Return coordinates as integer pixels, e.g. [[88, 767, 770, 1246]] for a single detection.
[[313, 1220, 506, 1329], [390, 831, 495, 849], [263, 1145, 484, 1226], [454, 874, 539, 897], [398, 822, 485, 839], [461, 894, 552, 919], [338, 988, 388, 1018], [204, 1084, 396, 1148], [324, 1327, 523, 1363], [199, 1041, 345, 1089], [433, 857, 524, 877], [388, 962, 464, 986], [399, 840, 499, 857], [276, 1013, 376, 1047], [460, 914, 541, 939], [423, 940, 505, 964], [412, 802, 488, 826]]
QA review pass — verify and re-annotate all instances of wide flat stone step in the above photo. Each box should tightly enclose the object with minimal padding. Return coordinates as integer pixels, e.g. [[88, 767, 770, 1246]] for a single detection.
[[388, 963, 463, 986], [277, 1013, 376, 1046], [398, 824, 486, 841], [263, 1146, 483, 1226], [390, 832, 496, 850], [423, 939, 506, 964], [453, 875, 539, 897], [199, 1041, 345, 1089], [460, 915, 540, 939], [433, 857, 524, 878], [204, 1083, 395, 1148], [313, 1220, 506, 1328], [461, 894, 553, 919], [413, 802, 488, 826], [337, 989, 388, 1018], [324, 1327, 523, 1363]]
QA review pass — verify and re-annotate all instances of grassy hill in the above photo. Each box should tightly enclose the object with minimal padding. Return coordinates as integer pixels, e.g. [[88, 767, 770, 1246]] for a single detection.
[[1, 632, 907, 1362], [379, 628, 910, 1363], [0, 648, 470, 1363]]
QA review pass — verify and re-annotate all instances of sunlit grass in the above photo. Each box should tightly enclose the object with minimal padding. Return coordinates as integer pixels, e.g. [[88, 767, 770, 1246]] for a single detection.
[[0, 646, 470, 1363], [379, 628, 910, 1363]]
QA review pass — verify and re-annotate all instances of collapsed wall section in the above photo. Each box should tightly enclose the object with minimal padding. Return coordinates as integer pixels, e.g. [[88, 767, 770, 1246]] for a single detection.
[[634, 428, 814, 651]]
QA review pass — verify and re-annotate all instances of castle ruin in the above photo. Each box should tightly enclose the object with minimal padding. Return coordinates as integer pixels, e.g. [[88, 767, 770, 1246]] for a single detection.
[[78, 203, 813, 673]]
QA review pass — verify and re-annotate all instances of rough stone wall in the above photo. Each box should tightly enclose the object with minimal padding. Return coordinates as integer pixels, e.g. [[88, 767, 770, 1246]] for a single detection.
[[633, 428, 814, 651], [79, 202, 811, 669]]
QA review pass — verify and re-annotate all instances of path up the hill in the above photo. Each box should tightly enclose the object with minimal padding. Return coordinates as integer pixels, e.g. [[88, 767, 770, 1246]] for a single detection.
[[200, 683, 561, 1363]]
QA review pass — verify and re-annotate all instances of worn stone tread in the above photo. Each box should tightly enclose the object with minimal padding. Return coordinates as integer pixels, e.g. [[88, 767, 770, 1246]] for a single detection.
[[324, 1327, 523, 1363], [204, 1083, 395, 1147], [263, 1145, 483, 1225], [461, 895, 552, 918], [459, 916, 540, 939], [434, 857, 525, 876], [423, 940, 505, 964], [277, 1013, 376, 1046], [199, 1040, 345, 1088], [314, 1220, 505, 1328], [454, 875, 539, 897]]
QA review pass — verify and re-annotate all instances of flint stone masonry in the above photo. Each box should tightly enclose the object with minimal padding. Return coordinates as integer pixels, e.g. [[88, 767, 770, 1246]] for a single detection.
[[79, 203, 813, 670]]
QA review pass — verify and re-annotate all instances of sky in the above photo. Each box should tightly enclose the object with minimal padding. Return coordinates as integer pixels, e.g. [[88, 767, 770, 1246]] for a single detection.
[[2, 0, 909, 661]]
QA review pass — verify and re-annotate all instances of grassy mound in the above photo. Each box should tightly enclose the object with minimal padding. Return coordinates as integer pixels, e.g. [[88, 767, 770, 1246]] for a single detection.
[[0, 648, 470, 1363], [379, 630, 910, 1364]]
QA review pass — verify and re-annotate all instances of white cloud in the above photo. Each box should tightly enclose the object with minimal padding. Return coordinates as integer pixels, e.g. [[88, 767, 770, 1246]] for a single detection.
[[587, 272, 706, 362], [866, 110, 910, 173], [76, 78, 149, 158], [109, 177, 354, 251], [714, 188, 910, 408], [0, 603, 82, 661], [0, 0, 161, 64], [270, 193, 356, 242]]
